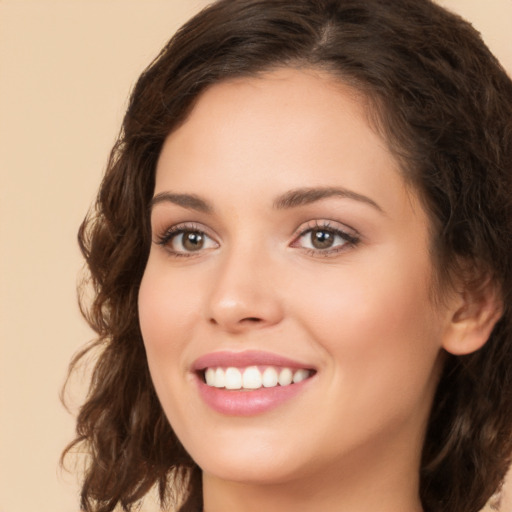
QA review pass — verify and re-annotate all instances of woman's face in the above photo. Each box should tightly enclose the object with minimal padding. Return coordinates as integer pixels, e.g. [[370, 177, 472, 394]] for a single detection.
[[139, 68, 452, 487]]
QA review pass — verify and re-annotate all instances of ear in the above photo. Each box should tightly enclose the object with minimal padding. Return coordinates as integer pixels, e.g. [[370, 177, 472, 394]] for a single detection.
[[442, 276, 503, 356]]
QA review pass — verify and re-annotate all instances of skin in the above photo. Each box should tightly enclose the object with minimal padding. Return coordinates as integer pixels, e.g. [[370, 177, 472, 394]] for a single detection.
[[138, 68, 477, 512]]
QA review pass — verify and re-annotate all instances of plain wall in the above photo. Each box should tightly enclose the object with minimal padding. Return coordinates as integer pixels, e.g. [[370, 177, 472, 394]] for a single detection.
[[0, 1, 510, 511]]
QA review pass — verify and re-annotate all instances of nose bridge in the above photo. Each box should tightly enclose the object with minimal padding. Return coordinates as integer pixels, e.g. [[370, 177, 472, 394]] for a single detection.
[[206, 236, 283, 331]]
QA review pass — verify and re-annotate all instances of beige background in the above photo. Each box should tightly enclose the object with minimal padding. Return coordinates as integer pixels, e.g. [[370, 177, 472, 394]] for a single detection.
[[0, 1, 510, 511]]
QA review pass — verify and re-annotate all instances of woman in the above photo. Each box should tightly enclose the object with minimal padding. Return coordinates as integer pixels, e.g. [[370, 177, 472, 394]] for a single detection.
[[63, 1, 512, 511]]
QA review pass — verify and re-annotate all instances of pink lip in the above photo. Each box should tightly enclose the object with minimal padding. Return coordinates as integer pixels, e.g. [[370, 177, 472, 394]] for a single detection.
[[191, 350, 316, 417], [192, 350, 314, 371]]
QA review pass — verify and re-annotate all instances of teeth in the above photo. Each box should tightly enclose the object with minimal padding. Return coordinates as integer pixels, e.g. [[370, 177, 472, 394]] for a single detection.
[[278, 368, 293, 386], [214, 367, 225, 388], [225, 367, 242, 389], [205, 368, 216, 386], [293, 369, 309, 383], [203, 366, 312, 390], [262, 367, 278, 388], [242, 366, 262, 389]]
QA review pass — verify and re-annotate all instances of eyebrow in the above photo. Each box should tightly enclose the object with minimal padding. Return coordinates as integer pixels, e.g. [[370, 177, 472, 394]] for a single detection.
[[149, 186, 383, 214], [273, 187, 383, 213], [149, 192, 213, 213]]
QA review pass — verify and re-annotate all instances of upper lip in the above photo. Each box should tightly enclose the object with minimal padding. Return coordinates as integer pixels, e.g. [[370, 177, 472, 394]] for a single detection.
[[192, 350, 315, 371]]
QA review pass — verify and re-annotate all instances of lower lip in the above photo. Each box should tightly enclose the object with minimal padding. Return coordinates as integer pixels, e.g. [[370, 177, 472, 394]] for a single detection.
[[195, 375, 313, 416]]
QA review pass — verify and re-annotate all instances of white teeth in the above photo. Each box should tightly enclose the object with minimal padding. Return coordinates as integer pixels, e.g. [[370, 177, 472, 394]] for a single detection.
[[278, 368, 293, 386], [262, 367, 278, 388], [242, 366, 262, 389], [204, 366, 312, 390], [214, 367, 225, 388], [225, 367, 242, 389], [205, 368, 216, 386], [293, 368, 309, 383]]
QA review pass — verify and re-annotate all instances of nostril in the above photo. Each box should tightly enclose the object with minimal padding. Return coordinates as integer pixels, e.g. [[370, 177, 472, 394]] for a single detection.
[[208, 315, 264, 330], [242, 317, 262, 323]]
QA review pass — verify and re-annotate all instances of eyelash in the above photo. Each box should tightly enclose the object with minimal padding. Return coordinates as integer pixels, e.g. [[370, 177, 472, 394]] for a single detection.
[[290, 220, 360, 257], [154, 220, 360, 258], [154, 223, 217, 258]]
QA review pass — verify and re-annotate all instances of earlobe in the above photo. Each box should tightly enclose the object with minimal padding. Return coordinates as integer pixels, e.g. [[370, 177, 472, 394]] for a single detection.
[[442, 278, 503, 356]]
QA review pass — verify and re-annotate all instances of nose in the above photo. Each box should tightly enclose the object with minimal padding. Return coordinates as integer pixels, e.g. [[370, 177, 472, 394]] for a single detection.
[[206, 247, 284, 334]]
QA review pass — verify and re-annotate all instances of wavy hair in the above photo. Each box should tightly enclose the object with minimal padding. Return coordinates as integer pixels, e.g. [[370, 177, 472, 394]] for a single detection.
[[63, 1, 512, 511]]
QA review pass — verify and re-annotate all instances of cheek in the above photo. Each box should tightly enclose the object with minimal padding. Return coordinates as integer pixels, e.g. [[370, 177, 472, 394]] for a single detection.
[[138, 263, 204, 427], [137, 262, 205, 408], [292, 251, 443, 397], [138, 263, 202, 350], [296, 261, 436, 339]]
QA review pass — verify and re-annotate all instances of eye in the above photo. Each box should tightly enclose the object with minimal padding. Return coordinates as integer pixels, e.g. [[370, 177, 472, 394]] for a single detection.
[[156, 225, 219, 256], [291, 222, 359, 255]]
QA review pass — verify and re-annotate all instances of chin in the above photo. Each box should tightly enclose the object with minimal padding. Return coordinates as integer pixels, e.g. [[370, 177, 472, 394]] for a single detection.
[[184, 431, 308, 485]]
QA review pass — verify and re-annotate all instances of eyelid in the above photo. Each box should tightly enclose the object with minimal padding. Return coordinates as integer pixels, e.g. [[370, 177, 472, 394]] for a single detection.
[[152, 219, 359, 258], [291, 219, 358, 239], [290, 219, 360, 254], [153, 222, 220, 256]]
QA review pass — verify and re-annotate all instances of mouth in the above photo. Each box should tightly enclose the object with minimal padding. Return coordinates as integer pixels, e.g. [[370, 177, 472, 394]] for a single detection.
[[200, 365, 315, 390], [192, 351, 317, 415]]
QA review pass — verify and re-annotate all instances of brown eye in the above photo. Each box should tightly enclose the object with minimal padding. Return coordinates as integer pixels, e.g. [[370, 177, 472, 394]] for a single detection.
[[181, 231, 205, 251], [292, 223, 358, 255], [310, 229, 335, 249], [157, 227, 218, 255]]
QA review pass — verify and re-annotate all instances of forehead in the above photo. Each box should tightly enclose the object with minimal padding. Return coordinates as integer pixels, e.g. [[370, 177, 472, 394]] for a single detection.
[[155, 67, 420, 221]]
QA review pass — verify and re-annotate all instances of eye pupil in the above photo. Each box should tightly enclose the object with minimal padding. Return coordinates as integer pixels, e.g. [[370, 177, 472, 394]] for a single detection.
[[311, 229, 334, 249], [183, 231, 204, 251]]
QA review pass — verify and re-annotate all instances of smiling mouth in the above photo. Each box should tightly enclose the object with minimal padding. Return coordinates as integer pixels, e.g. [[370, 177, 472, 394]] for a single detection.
[[201, 366, 315, 390]]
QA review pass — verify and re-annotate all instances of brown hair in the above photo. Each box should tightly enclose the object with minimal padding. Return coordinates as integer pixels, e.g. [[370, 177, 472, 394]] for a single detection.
[[63, 1, 512, 511]]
